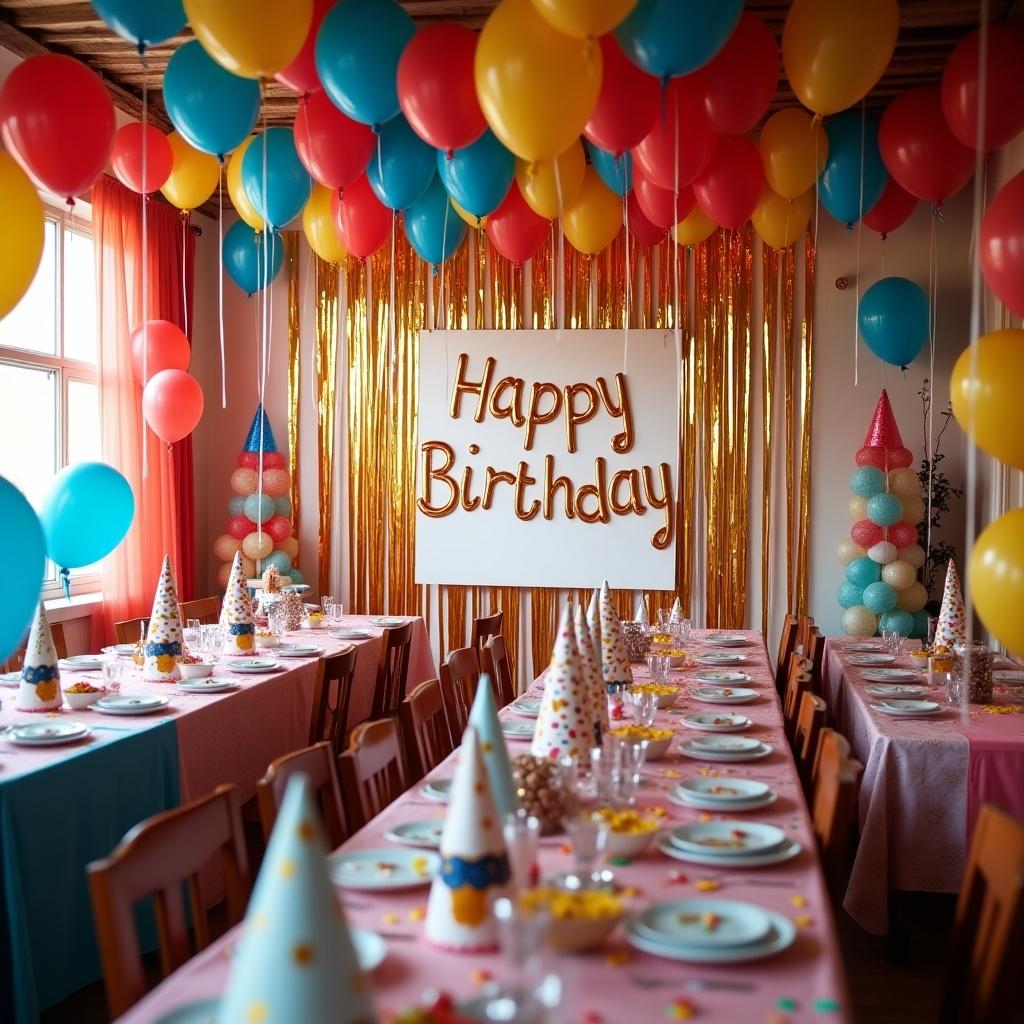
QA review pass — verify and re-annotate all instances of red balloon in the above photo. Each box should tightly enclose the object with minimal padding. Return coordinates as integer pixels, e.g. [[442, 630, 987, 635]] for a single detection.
[[878, 88, 974, 205], [228, 514, 256, 540], [0, 54, 115, 200], [632, 79, 717, 193], [398, 23, 486, 154], [294, 90, 376, 190], [332, 173, 392, 259], [689, 13, 779, 135], [129, 319, 190, 386], [863, 178, 918, 238], [110, 123, 173, 195], [265, 514, 292, 543], [692, 135, 762, 230], [142, 369, 204, 444], [942, 23, 1024, 152], [584, 34, 660, 157], [263, 451, 286, 470], [888, 521, 919, 548], [237, 451, 286, 470], [626, 191, 665, 246], [633, 169, 695, 229], [486, 182, 548, 264], [980, 170, 1024, 318], [275, 0, 332, 96], [856, 445, 914, 470], [851, 520, 884, 548]]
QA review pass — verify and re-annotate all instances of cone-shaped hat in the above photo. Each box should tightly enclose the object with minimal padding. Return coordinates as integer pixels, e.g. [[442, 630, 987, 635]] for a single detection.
[[143, 555, 182, 681], [243, 403, 278, 453], [532, 603, 593, 760], [935, 559, 966, 649], [220, 551, 255, 655], [599, 581, 634, 687], [468, 677, 519, 819], [17, 604, 61, 711]]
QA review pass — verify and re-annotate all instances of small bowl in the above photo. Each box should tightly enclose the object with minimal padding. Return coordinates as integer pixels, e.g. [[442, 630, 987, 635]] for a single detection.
[[612, 731, 673, 761], [303, 618, 328, 631], [254, 634, 281, 649], [547, 912, 623, 952], [604, 829, 657, 859], [64, 687, 105, 709], [178, 661, 213, 680]]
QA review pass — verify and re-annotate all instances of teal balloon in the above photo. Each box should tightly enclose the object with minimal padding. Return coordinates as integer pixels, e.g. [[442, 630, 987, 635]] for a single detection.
[[367, 116, 435, 210], [243, 493, 275, 524], [867, 491, 903, 527], [846, 556, 881, 589], [91, 0, 185, 48], [288, 569, 306, 586], [911, 610, 930, 639], [863, 581, 897, 614], [223, 221, 283, 294], [437, 130, 515, 218], [40, 462, 134, 569], [274, 495, 292, 517], [589, 144, 632, 196], [838, 581, 864, 609], [859, 277, 931, 368], [850, 466, 885, 498], [405, 177, 468, 265], [163, 40, 260, 158], [242, 127, 312, 229], [315, 0, 414, 129], [0, 476, 45, 663], [879, 609, 914, 636], [819, 111, 888, 227], [228, 495, 245, 516], [263, 550, 292, 575]]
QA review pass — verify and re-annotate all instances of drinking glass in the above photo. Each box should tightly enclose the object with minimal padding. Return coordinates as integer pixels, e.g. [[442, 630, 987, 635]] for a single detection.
[[320, 595, 335, 617], [101, 660, 123, 697], [678, 618, 692, 645], [616, 737, 648, 804], [326, 601, 343, 626], [268, 602, 287, 637], [628, 689, 658, 727], [882, 628, 906, 658], [646, 653, 670, 684], [502, 810, 541, 894], [487, 896, 552, 1024], [656, 608, 670, 631], [563, 811, 610, 888]]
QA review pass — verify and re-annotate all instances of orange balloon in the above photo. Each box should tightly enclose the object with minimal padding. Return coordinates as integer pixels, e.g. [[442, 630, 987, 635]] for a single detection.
[[759, 109, 828, 200], [672, 205, 717, 247], [752, 184, 815, 250]]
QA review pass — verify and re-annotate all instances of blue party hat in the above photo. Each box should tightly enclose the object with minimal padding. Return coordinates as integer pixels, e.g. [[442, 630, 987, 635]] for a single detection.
[[218, 776, 377, 1024], [468, 676, 519, 819], [243, 403, 278, 453]]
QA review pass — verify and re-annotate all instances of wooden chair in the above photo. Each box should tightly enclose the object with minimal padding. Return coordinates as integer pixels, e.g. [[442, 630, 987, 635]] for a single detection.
[[439, 646, 481, 740], [940, 805, 1024, 1024], [179, 596, 220, 624], [114, 617, 149, 646], [793, 691, 827, 797], [796, 614, 815, 655], [400, 678, 454, 781], [86, 784, 251, 1018], [774, 613, 799, 694], [255, 741, 349, 849], [783, 659, 813, 742], [2, 622, 68, 671], [811, 728, 863, 897], [482, 634, 516, 707], [807, 627, 825, 696], [369, 621, 414, 720], [309, 645, 358, 756], [338, 718, 408, 831], [471, 609, 503, 653]]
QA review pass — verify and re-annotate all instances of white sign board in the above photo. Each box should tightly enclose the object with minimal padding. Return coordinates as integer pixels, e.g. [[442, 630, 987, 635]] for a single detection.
[[415, 330, 680, 589]]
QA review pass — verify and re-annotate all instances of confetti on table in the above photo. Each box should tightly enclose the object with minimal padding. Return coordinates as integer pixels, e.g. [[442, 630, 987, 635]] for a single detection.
[[667, 870, 688, 885], [813, 998, 842, 1013], [697, 812, 712, 822], [470, 969, 492, 986], [664, 769, 680, 778], [789, 894, 808, 908], [408, 906, 426, 923], [664, 997, 697, 1020], [693, 878, 720, 892], [609, 856, 632, 866], [621, 885, 642, 899], [764, 1013, 789, 1024], [793, 914, 813, 928], [559, 842, 573, 855], [382, 912, 400, 925], [605, 949, 631, 967], [776, 997, 799, 1011], [582, 1012, 604, 1024]]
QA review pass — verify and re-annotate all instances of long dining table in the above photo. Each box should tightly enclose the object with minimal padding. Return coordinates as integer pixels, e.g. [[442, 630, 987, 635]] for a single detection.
[[119, 629, 851, 1024], [0, 615, 434, 1024]]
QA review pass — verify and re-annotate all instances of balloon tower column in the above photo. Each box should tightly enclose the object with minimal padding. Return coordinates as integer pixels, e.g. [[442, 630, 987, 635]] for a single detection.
[[212, 404, 302, 589], [838, 390, 929, 638]]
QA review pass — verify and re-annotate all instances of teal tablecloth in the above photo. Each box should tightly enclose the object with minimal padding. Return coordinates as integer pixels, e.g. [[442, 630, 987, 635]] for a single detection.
[[0, 722, 181, 1023]]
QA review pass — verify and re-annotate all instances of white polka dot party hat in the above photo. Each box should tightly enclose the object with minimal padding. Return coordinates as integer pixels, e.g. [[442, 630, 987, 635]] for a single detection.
[[670, 596, 683, 623], [425, 724, 511, 952], [599, 581, 634, 687], [935, 559, 966, 649], [17, 603, 61, 712], [586, 586, 602, 672], [218, 775, 377, 1024], [220, 550, 255, 655], [143, 555, 182, 682], [468, 675, 519, 819], [575, 602, 608, 741], [633, 595, 650, 625]]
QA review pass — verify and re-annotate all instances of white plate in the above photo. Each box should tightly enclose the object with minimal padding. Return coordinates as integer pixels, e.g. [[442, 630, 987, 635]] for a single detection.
[[703, 635, 752, 648], [865, 684, 927, 698], [177, 678, 239, 694], [633, 898, 772, 949], [679, 712, 751, 732], [673, 777, 771, 803], [420, 778, 452, 802], [994, 670, 1024, 687], [385, 820, 445, 848], [501, 719, 535, 739], [101, 644, 137, 658], [683, 735, 761, 754], [845, 642, 883, 653], [94, 695, 171, 715], [276, 644, 323, 658], [656, 832, 801, 868], [861, 668, 922, 682], [509, 698, 542, 717], [60, 655, 103, 671], [3, 721, 91, 746], [667, 820, 786, 856], [848, 653, 896, 666], [691, 686, 758, 705], [370, 617, 406, 628], [225, 659, 279, 674], [693, 671, 752, 685], [328, 848, 440, 890], [351, 927, 387, 972], [678, 738, 773, 763], [330, 629, 372, 640], [0, 671, 21, 688], [669, 788, 779, 813], [695, 653, 748, 665], [871, 700, 943, 717]]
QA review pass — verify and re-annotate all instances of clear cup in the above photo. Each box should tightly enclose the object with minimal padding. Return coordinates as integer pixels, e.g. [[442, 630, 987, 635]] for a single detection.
[[678, 618, 692, 645], [502, 810, 541, 894], [489, 896, 552, 1024], [101, 660, 123, 697], [320, 595, 335, 617], [628, 688, 659, 727], [563, 811, 610, 888], [646, 653, 670, 684]]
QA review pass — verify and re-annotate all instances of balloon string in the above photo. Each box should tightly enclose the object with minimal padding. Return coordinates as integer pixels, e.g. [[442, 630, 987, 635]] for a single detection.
[[853, 103, 865, 389], [439, 200, 449, 331], [141, 76, 149, 479], [926, 214, 937, 569], [258, 107, 268, 577], [181, 215, 189, 338], [218, 173, 226, 408], [621, 179, 630, 373], [553, 158, 565, 330]]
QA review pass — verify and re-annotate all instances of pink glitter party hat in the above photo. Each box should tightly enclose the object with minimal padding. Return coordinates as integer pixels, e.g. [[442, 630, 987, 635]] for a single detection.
[[862, 390, 905, 451]]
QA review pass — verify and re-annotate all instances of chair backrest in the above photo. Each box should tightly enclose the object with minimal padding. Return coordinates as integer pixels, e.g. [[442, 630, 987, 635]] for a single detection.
[[811, 728, 862, 896], [2, 622, 68, 671], [472, 609, 504, 653], [114, 617, 149, 646], [941, 805, 1024, 1024], [370, 621, 414, 719], [399, 677, 454, 781], [309, 645, 358, 756], [86, 784, 251, 1018], [339, 718, 408, 831], [439, 646, 481, 739], [783, 656, 813, 741], [775, 613, 799, 693], [178, 596, 221, 625], [482, 634, 516, 707], [807, 627, 825, 695], [794, 691, 827, 797], [796, 614, 815, 654], [255, 741, 349, 849]]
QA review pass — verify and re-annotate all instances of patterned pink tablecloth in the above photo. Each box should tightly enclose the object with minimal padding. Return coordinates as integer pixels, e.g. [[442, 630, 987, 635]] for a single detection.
[[118, 630, 851, 1024]]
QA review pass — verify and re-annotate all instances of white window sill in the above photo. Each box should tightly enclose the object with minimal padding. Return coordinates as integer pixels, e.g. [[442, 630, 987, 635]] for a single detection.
[[43, 592, 104, 624]]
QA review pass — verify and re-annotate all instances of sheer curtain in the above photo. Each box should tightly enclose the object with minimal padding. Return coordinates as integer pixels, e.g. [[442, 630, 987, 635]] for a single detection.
[[92, 175, 196, 643]]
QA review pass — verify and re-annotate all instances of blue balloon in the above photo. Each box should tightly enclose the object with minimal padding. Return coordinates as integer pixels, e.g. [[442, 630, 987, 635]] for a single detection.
[[0, 477, 45, 663], [863, 581, 897, 614], [911, 610, 930, 639], [867, 491, 904, 527], [263, 550, 293, 575], [851, 467, 885, 498], [316, 0, 415, 129], [288, 569, 306, 586], [405, 177, 468, 265], [223, 221, 283, 295], [859, 276, 931, 368], [91, 0, 185, 48], [228, 495, 245, 517], [879, 609, 914, 636], [437, 130, 515, 218], [589, 145, 632, 196], [615, 0, 743, 78], [39, 462, 134, 570], [838, 581, 864, 610], [274, 495, 292, 518], [242, 127, 312, 229], [819, 111, 888, 228], [367, 117, 435, 211], [243, 493, 275, 525], [846, 556, 881, 589], [163, 40, 260, 158]]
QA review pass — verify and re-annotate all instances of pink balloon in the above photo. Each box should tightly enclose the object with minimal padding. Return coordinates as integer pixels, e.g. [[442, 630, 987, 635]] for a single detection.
[[626, 191, 666, 246], [851, 520, 884, 548], [888, 521, 919, 548], [275, 0, 332, 96], [863, 178, 918, 238], [584, 34, 660, 157], [129, 319, 190, 386], [633, 169, 695, 230], [142, 369, 203, 444], [265, 514, 292, 543], [692, 135, 762, 230], [980, 170, 1024, 319]]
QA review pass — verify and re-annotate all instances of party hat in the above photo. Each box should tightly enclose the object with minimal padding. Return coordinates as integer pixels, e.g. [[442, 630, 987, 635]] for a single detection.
[[935, 559, 966, 649], [575, 603, 608, 741], [243, 402, 278, 453], [599, 581, 634, 687], [586, 587, 602, 672], [17, 604, 61, 712], [633, 595, 650, 625], [531, 603, 594, 760], [220, 551, 255, 655], [856, 389, 913, 469], [218, 776, 377, 1024], [143, 555, 183, 682], [468, 676, 519, 819], [670, 597, 683, 623], [425, 725, 511, 952]]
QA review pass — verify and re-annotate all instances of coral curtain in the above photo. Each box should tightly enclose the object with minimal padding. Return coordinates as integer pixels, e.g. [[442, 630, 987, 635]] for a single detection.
[[92, 175, 196, 643]]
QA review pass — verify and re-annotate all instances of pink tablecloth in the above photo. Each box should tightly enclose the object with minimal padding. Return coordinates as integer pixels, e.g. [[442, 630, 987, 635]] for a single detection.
[[118, 630, 851, 1024]]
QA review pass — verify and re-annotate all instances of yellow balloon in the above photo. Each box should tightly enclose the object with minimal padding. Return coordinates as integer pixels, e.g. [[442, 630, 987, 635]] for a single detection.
[[759, 109, 828, 200], [227, 136, 263, 231], [452, 199, 488, 230], [183, 0, 312, 79], [897, 581, 929, 614], [972, 507, 1024, 658], [672, 205, 717, 247], [951, 329, 1024, 470], [242, 530, 273, 561], [783, 0, 899, 116], [562, 166, 621, 255], [279, 536, 299, 559], [516, 140, 586, 219], [161, 133, 220, 212], [752, 185, 815, 250], [0, 153, 43, 320], [530, 0, 638, 39], [475, 0, 602, 162], [302, 184, 346, 264]]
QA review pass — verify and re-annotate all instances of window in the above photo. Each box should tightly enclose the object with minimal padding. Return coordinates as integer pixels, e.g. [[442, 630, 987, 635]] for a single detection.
[[0, 204, 101, 596]]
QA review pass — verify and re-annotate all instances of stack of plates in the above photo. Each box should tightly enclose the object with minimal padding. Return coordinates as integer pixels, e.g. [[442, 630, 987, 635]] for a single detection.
[[657, 820, 800, 868], [3, 721, 92, 746], [225, 658, 279, 674], [276, 643, 323, 658], [693, 671, 752, 685], [691, 686, 758, 705], [330, 628, 371, 640], [865, 683, 927, 698], [94, 694, 171, 716], [870, 698, 943, 718], [508, 697, 542, 717], [679, 711, 752, 733], [677, 735, 773, 762], [703, 634, 752, 648], [60, 655, 103, 671], [369, 617, 406, 628], [848, 653, 896, 667], [668, 777, 777, 812], [861, 668, 921, 683], [328, 848, 440, 890], [623, 898, 796, 963], [419, 778, 451, 802], [500, 719, 535, 740], [177, 678, 239, 694], [994, 670, 1024, 688], [845, 642, 883, 653], [695, 652, 748, 666], [385, 820, 444, 848], [0, 670, 21, 688], [101, 644, 137, 659]]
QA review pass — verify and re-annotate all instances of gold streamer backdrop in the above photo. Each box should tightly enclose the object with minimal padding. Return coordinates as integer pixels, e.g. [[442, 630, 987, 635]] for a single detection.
[[284, 232, 301, 554]]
